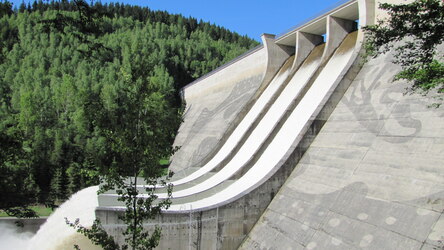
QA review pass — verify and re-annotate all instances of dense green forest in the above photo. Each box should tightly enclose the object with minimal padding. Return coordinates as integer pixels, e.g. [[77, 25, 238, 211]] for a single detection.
[[0, 0, 259, 214]]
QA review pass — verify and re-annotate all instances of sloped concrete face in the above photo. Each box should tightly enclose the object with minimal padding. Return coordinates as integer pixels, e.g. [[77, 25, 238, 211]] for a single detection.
[[169, 48, 267, 173], [170, 34, 293, 174], [241, 50, 444, 249]]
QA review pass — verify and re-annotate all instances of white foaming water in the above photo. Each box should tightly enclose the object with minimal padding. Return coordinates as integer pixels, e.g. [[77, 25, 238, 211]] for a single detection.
[[163, 55, 295, 187], [27, 186, 101, 250], [0, 223, 34, 250], [151, 44, 324, 199], [168, 31, 359, 211]]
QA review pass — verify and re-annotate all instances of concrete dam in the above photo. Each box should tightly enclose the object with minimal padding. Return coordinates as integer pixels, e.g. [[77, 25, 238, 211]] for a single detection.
[[95, 0, 444, 249]]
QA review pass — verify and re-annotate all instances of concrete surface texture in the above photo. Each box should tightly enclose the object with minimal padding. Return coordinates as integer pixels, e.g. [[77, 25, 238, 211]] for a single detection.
[[168, 46, 266, 174], [169, 33, 293, 174], [96, 0, 444, 249], [98, 14, 359, 209], [170, 55, 295, 187], [166, 31, 358, 210], [240, 42, 444, 250]]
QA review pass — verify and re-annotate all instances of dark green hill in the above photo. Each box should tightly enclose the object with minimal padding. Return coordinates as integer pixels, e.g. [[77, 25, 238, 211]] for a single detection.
[[0, 0, 259, 212]]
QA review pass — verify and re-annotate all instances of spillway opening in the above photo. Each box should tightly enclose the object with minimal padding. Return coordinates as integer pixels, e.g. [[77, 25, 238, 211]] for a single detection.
[[353, 20, 359, 31], [355, 19, 361, 29]]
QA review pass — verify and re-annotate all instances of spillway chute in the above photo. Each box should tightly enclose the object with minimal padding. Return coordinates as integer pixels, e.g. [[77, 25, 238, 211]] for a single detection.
[[167, 31, 359, 211]]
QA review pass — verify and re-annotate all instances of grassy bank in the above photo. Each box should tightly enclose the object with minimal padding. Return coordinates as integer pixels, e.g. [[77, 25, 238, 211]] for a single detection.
[[0, 206, 54, 217]]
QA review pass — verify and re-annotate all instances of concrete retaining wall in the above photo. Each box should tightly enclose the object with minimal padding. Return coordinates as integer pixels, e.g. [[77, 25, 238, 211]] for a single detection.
[[241, 46, 444, 250]]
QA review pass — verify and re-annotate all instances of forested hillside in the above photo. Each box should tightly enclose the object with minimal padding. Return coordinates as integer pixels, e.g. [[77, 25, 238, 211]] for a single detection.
[[0, 0, 259, 213]]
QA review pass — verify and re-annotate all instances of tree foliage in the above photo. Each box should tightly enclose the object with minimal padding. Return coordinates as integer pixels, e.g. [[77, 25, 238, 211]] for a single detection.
[[54, 2, 180, 248], [66, 218, 121, 250], [0, 0, 258, 213], [1, 0, 258, 247], [364, 0, 444, 96]]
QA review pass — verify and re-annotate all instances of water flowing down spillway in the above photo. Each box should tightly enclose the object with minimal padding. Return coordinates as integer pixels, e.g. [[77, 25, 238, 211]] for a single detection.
[[28, 186, 101, 250], [165, 31, 359, 210], [163, 55, 295, 187], [98, 31, 359, 217], [165, 45, 325, 199], [101, 40, 329, 205], [141, 43, 325, 200]]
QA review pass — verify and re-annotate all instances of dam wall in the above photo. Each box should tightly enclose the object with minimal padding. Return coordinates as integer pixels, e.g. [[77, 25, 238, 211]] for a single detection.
[[96, 0, 443, 249], [241, 45, 444, 250], [169, 34, 293, 174]]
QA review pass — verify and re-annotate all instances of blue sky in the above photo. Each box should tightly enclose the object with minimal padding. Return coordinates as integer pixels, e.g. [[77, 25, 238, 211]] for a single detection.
[[9, 0, 346, 41]]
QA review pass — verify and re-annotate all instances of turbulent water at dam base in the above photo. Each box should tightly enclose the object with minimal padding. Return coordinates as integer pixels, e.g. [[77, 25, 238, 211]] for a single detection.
[[0, 186, 100, 250]]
